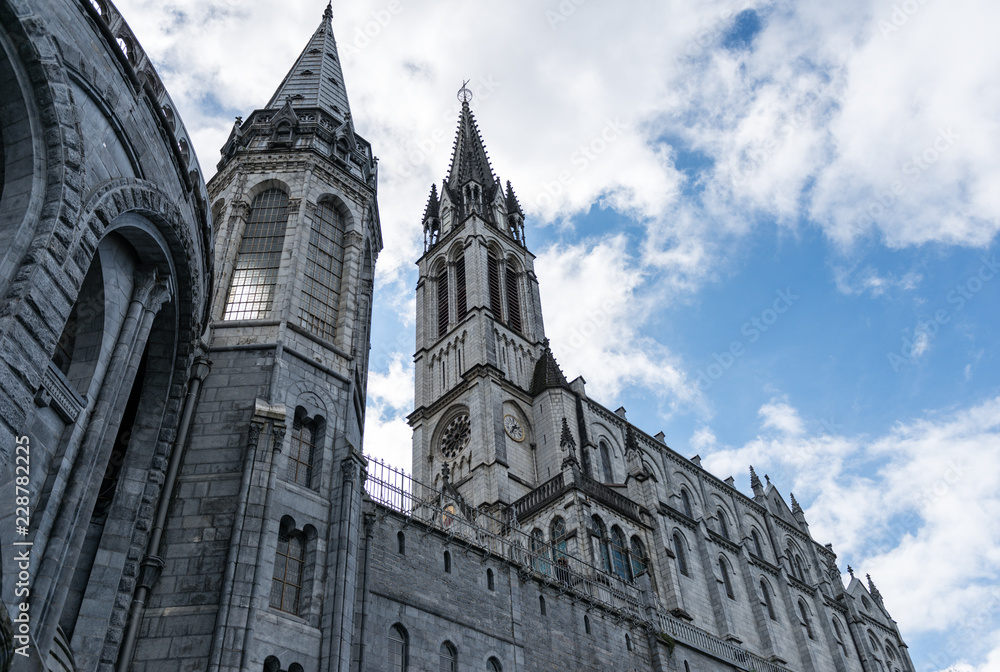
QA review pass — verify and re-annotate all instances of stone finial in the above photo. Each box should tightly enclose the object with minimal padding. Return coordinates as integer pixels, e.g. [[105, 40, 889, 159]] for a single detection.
[[867, 574, 883, 604], [441, 462, 451, 485], [323, 1, 333, 21], [790, 492, 803, 515], [847, 565, 854, 579], [749, 465, 765, 498]]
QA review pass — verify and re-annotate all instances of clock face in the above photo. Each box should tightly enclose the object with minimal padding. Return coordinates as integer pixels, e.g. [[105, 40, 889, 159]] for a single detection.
[[503, 414, 525, 442], [440, 414, 471, 459]]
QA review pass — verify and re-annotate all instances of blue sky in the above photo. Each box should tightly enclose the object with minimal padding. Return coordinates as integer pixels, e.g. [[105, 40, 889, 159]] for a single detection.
[[115, 0, 1000, 669]]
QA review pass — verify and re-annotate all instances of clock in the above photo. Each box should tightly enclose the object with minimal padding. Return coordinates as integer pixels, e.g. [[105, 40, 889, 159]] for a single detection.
[[503, 414, 525, 442], [440, 414, 471, 458]]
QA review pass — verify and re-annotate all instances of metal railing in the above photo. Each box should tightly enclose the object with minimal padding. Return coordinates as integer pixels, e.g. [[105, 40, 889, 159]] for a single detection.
[[364, 456, 792, 672], [364, 457, 644, 619]]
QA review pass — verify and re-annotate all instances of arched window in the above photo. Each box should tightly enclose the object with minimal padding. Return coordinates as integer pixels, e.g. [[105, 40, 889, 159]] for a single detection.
[[551, 517, 569, 558], [794, 554, 807, 582], [862, 596, 872, 612], [798, 600, 815, 640], [786, 544, 799, 578], [439, 641, 457, 672], [833, 618, 849, 657], [436, 263, 449, 338], [530, 528, 550, 575], [505, 263, 522, 333], [455, 252, 468, 320], [487, 567, 494, 591], [299, 200, 345, 341], [719, 557, 735, 599], [389, 625, 408, 672], [751, 529, 764, 558], [625, 633, 633, 651], [672, 532, 689, 577], [717, 508, 730, 540], [760, 579, 776, 620], [487, 657, 502, 672], [264, 656, 281, 672], [592, 516, 611, 572], [599, 441, 614, 483], [610, 526, 632, 581], [397, 531, 405, 555], [885, 641, 900, 672], [225, 188, 289, 320], [444, 550, 452, 573], [539, 594, 546, 615], [288, 410, 319, 489], [487, 251, 503, 319], [584, 614, 591, 634], [680, 488, 693, 518], [629, 536, 646, 577], [271, 524, 304, 614]]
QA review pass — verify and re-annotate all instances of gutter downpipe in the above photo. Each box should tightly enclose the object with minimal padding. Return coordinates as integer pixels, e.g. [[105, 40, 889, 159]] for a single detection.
[[116, 354, 211, 671]]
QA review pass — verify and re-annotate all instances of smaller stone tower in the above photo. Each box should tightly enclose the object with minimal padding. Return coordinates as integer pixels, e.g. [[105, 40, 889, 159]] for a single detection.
[[409, 88, 568, 513]]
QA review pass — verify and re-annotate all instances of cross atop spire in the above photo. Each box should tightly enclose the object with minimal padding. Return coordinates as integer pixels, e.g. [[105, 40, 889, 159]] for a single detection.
[[266, 3, 352, 118], [445, 97, 496, 190]]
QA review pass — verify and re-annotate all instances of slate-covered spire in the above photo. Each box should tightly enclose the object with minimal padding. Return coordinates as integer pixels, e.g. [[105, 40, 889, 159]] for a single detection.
[[266, 2, 352, 118], [529, 339, 569, 395], [446, 100, 495, 190]]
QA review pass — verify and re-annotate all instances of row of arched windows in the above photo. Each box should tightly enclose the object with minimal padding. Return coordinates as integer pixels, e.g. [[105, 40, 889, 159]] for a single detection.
[[675, 485, 816, 585], [222, 188, 360, 346], [590, 516, 646, 582], [434, 248, 522, 339], [387, 625, 503, 672]]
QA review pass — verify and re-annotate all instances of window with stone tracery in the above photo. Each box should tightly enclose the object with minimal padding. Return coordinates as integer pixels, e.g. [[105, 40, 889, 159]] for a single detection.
[[299, 200, 344, 342], [225, 189, 289, 320]]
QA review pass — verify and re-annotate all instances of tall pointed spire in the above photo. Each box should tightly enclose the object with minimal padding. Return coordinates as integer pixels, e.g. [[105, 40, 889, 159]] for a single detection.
[[446, 99, 496, 190], [266, 3, 352, 118]]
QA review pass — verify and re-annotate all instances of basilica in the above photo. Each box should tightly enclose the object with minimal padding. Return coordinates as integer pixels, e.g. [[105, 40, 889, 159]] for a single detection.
[[0, 1, 911, 671]]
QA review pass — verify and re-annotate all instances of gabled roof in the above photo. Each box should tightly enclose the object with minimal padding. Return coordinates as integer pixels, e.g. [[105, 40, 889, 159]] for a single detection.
[[445, 101, 496, 190], [266, 3, 352, 118]]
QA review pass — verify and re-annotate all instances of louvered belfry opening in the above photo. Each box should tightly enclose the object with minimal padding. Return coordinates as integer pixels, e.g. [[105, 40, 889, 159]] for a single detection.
[[505, 265, 521, 333], [455, 254, 467, 321], [437, 266, 449, 338], [487, 253, 503, 320]]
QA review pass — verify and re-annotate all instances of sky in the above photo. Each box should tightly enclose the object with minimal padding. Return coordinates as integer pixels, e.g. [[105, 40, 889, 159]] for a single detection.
[[111, 1, 1000, 670]]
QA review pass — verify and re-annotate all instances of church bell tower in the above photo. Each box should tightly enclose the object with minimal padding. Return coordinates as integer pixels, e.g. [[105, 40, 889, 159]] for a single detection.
[[410, 87, 579, 513]]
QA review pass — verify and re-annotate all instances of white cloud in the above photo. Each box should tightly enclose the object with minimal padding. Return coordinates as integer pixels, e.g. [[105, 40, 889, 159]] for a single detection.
[[757, 398, 806, 437], [535, 236, 700, 414], [362, 353, 414, 469]]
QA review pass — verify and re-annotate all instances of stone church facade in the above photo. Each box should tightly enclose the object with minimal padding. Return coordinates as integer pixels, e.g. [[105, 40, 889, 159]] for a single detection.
[[0, 2, 911, 672]]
